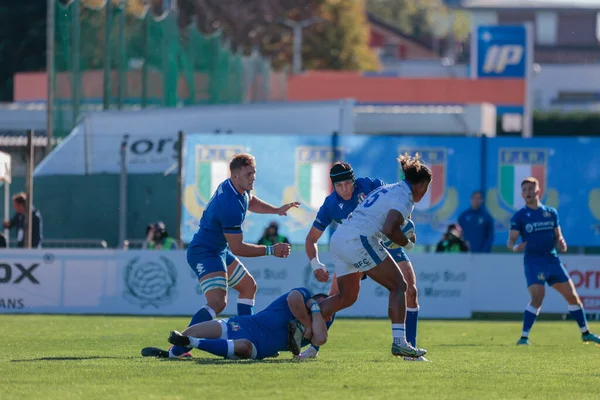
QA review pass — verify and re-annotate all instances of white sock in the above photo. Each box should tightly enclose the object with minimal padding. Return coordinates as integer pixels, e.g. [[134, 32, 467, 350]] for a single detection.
[[392, 323, 408, 345], [188, 336, 200, 348], [204, 305, 217, 319], [226, 340, 235, 359], [237, 298, 255, 306]]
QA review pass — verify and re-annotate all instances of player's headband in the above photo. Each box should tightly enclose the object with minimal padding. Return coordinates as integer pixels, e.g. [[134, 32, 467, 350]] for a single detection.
[[330, 168, 355, 184]]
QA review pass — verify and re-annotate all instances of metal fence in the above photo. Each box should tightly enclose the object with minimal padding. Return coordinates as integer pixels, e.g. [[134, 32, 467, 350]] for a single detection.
[[51, 0, 287, 139]]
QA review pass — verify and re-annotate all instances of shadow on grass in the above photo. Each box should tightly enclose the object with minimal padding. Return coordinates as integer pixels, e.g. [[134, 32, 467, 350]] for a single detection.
[[186, 357, 303, 366], [11, 356, 135, 363]]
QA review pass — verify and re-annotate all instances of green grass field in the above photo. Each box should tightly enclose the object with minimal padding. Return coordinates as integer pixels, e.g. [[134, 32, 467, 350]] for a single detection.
[[2, 315, 599, 399]]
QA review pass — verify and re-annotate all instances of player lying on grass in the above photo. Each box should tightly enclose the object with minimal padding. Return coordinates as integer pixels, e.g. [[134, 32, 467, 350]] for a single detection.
[[303, 161, 425, 361], [142, 288, 333, 360], [305, 153, 431, 359], [508, 177, 600, 346]]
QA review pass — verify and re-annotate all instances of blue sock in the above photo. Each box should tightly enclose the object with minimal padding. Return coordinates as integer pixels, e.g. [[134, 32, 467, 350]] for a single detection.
[[406, 307, 419, 347], [190, 306, 214, 326], [568, 304, 589, 333], [171, 306, 215, 357], [311, 313, 337, 352], [195, 339, 232, 358], [521, 304, 539, 337], [237, 299, 255, 316]]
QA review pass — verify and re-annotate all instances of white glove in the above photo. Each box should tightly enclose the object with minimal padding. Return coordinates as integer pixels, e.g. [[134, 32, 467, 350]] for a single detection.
[[310, 257, 327, 271]]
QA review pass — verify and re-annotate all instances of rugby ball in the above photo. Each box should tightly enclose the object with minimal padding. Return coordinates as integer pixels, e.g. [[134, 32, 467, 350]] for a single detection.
[[382, 219, 415, 250]]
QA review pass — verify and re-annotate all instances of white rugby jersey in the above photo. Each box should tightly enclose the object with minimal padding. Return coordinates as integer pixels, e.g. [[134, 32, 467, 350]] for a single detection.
[[337, 181, 414, 240]]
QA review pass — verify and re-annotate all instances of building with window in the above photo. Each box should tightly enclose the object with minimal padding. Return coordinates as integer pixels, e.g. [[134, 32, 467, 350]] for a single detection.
[[450, 0, 600, 63]]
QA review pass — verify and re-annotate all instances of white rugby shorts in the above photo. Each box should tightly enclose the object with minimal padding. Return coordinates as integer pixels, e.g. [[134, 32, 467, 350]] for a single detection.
[[329, 229, 389, 277]]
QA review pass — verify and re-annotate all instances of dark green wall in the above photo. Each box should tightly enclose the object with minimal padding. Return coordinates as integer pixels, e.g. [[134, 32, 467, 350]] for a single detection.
[[0, 174, 178, 247]]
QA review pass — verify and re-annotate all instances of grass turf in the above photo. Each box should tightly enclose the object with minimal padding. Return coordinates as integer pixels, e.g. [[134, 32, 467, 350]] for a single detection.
[[1, 315, 599, 399]]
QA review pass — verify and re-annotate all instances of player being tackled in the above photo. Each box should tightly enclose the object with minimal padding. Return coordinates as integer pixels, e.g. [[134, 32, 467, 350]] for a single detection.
[[309, 153, 432, 359], [303, 162, 427, 361]]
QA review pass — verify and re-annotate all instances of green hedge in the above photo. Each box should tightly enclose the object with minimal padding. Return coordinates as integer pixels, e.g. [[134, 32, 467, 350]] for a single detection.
[[497, 112, 600, 137]]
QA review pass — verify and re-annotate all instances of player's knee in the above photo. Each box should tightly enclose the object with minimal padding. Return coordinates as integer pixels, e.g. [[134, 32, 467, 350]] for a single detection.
[[565, 293, 579, 305], [406, 284, 418, 304], [207, 296, 227, 314], [234, 339, 254, 359], [395, 278, 408, 293], [312, 333, 327, 347], [243, 277, 258, 297], [340, 290, 359, 308], [529, 296, 544, 308]]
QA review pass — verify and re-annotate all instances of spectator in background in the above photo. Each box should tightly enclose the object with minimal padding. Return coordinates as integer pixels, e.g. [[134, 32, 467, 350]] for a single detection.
[[436, 223, 469, 253], [257, 221, 290, 246], [145, 221, 178, 250], [458, 191, 495, 253], [0, 232, 6, 248], [2, 192, 42, 248]]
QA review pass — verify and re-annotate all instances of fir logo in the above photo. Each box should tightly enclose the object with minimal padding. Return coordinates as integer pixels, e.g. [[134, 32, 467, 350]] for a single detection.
[[123, 256, 177, 308], [229, 321, 241, 332], [183, 145, 247, 225], [486, 148, 559, 231], [589, 188, 600, 236], [295, 147, 342, 210], [397, 146, 458, 229], [282, 146, 344, 233], [498, 149, 547, 209]]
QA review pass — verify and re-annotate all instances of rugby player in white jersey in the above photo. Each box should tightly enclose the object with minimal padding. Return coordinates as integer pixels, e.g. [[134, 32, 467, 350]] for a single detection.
[[317, 153, 432, 358]]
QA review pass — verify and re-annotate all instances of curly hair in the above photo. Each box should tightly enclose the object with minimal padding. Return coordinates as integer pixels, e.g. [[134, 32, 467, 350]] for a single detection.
[[230, 153, 256, 172], [397, 153, 432, 184]]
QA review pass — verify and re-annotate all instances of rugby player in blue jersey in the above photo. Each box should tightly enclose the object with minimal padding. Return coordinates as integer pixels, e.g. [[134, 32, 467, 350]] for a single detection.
[[163, 287, 330, 360], [302, 162, 426, 361], [508, 177, 600, 345], [143, 153, 300, 359]]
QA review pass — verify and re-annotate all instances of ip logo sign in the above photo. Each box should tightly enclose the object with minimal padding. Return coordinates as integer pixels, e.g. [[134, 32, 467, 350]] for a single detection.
[[475, 25, 529, 78]]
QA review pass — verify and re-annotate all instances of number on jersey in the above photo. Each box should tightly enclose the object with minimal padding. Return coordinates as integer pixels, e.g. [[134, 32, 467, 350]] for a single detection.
[[363, 187, 389, 208]]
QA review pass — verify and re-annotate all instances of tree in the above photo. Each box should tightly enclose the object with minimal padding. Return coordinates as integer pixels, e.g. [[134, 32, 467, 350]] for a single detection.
[[178, 0, 379, 71], [366, 0, 471, 42], [304, 0, 379, 71]]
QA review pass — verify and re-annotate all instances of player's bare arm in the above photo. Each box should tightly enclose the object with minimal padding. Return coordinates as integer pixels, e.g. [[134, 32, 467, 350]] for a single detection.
[[249, 196, 300, 216], [287, 290, 314, 340], [305, 299, 327, 347], [305, 226, 323, 261], [507, 230, 526, 252], [305, 226, 329, 282], [382, 209, 409, 247], [554, 227, 567, 252], [225, 232, 290, 258]]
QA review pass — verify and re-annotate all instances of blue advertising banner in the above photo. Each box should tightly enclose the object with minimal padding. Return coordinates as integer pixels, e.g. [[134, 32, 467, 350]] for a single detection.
[[181, 134, 337, 246], [484, 137, 600, 247], [475, 25, 528, 79], [182, 134, 600, 247], [344, 136, 483, 246]]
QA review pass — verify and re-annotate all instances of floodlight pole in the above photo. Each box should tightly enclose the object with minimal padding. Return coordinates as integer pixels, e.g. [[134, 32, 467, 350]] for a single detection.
[[281, 17, 324, 75], [176, 130, 184, 248], [46, 0, 54, 156]]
